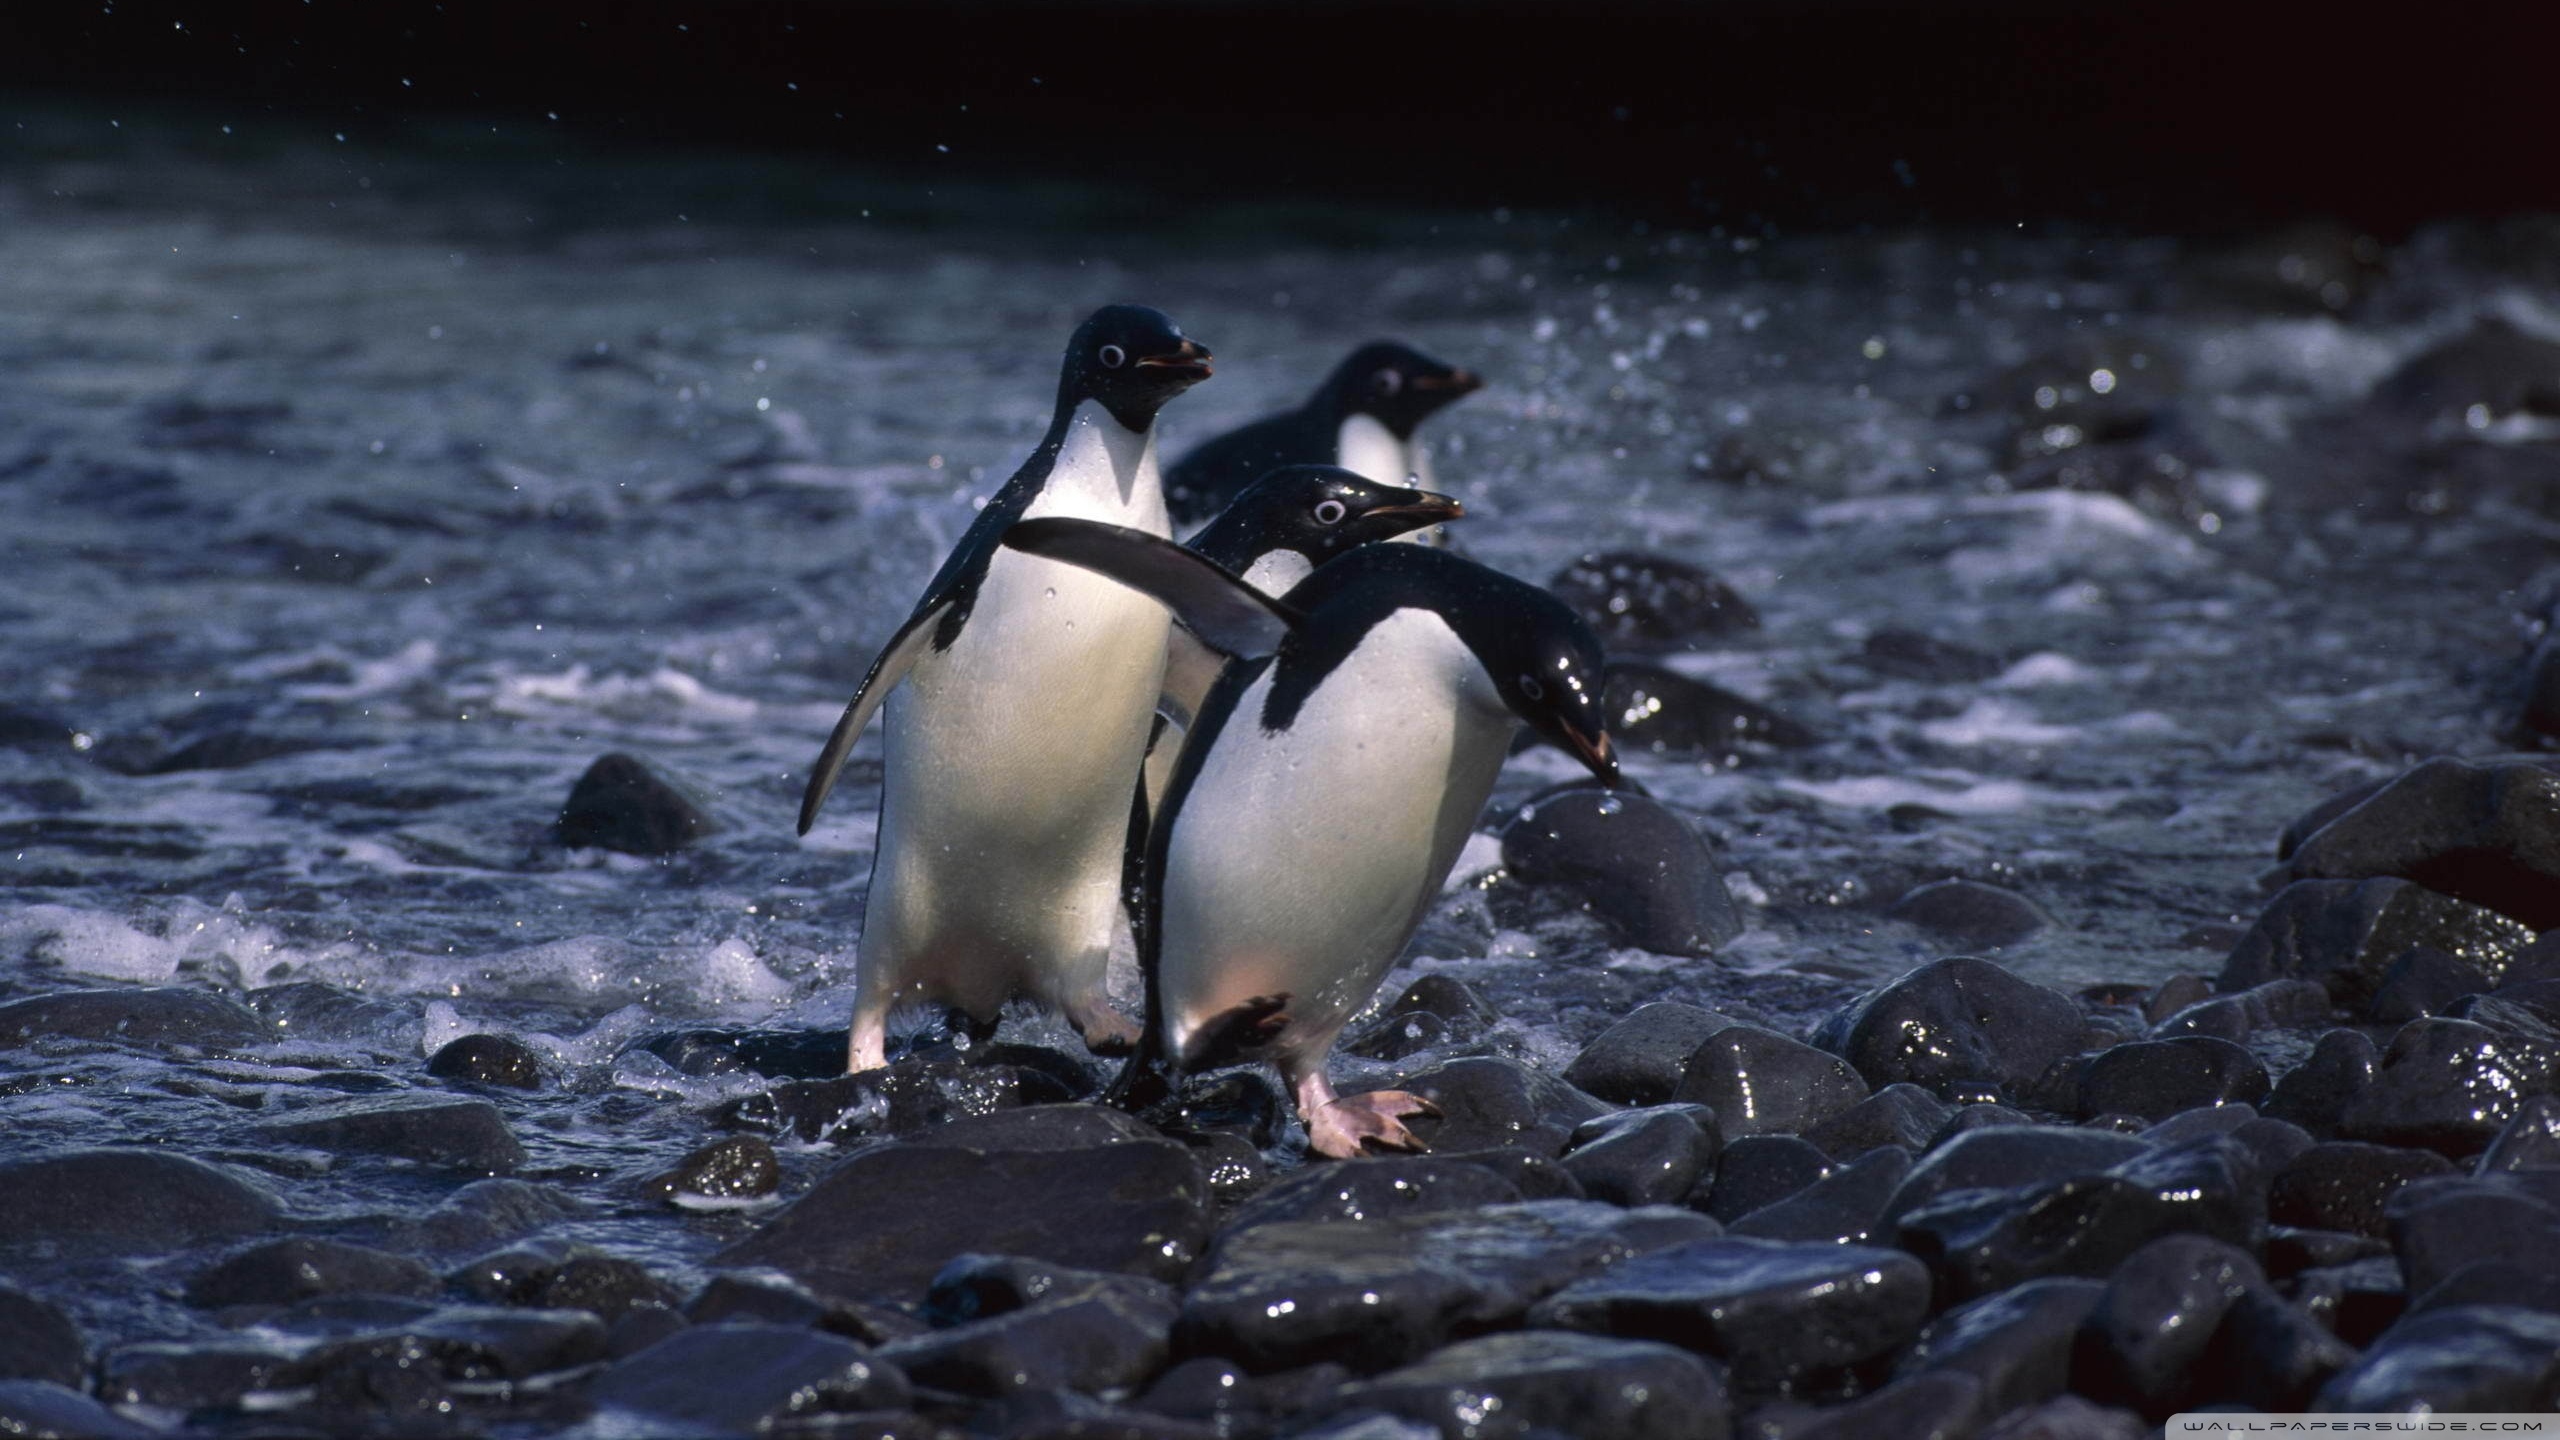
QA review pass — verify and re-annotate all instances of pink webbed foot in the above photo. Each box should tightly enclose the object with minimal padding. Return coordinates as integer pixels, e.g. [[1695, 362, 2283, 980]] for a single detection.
[[1304, 1089, 1442, 1159], [1069, 999, 1143, 1057]]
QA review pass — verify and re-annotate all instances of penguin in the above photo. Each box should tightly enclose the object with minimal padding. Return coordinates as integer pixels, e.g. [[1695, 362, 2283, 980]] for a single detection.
[[1164, 341, 1483, 524], [1000, 518, 1619, 1158], [796, 305, 1212, 1073]]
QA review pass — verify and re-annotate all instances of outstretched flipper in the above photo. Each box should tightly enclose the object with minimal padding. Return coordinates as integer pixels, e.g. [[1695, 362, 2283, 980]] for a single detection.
[[1002, 518, 1301, 660], [796, 598, 953, 835]]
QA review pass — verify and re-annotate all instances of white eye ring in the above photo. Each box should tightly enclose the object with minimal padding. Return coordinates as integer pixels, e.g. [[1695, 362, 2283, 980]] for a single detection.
[[1313, 499, 1348, 525], [1098, 344, 1127, 369], [1373, 368, 1402, 397], [1519, 673, 1546, 701]]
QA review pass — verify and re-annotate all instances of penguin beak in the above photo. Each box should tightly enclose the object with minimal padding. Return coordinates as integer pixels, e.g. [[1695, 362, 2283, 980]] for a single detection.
[[1135, 339, 1214, 382], [1412, 369, 1483, 395], [1365, 492, 1466, 525], [1560, 726, 1619, 786]]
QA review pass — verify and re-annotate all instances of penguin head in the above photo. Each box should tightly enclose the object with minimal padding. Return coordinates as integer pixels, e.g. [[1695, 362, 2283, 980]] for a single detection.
[[1219, 465, 1465, 565], [1319, 341, 1483, 438], [1063, 305, 1213, 431], [1457, 578, 1617, 786]]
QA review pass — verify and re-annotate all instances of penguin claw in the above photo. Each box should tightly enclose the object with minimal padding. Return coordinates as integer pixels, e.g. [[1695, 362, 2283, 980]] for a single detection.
[[1307, 1089, 1441, 1160]]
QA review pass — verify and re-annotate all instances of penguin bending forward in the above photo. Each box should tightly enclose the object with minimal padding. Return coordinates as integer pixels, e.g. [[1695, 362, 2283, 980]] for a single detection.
[[798, 306, 1212, 1073], [1164, 341, 1482, 524], [1002, 517, 1619, 1158]]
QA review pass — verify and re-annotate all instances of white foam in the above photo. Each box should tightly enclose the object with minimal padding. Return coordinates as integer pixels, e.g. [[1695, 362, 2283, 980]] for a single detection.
[[1919, 697, 2084, 748], [1776, 774, 2113, 814], [696, 936, 793, 1012], [1992, 652, 2097, 688], [1441, 831, 1506, 892], [485, 665, 760, 726], [0, 904, 182, 982]]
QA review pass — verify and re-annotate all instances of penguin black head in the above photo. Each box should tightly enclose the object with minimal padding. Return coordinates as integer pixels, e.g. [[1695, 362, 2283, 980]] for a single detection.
[[1062, 305, 1213, 432], [1189, 465, 1464, 574], [1317, 340, 1483, 438], [1465, 582, 1618, 787]]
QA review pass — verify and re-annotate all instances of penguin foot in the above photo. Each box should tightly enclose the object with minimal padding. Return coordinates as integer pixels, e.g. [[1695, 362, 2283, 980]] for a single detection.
[[1070, 1003, 1142, 1056], [1183, 993, 1293, 1066], [1306, 1090, 1441, 1160]]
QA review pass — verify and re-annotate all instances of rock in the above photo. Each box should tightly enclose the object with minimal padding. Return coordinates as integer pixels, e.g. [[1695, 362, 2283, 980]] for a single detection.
[[1178, 1200, 1720, 1372], [0, 1287, 83, 1386], [2075, 1036, 2269, 1120], [261, 1095, 526, 1173], [2282, 759, 2560, 930], [1603, 663, 1818, 763], [924, 1253, 1179, 1328], [556, 751, 715, 854], [1139, 1356, 1355, 1435], [882, 1291, 1174, 1396], [1550, 550, 1758, 651], [2148, 979, 2334, 1040], [132, 730, 337, 775], [2070, 1235, 2264, 1416], [2478, 1094, 2560, 1172], [1896, 1137, 2267, 1303], [1368, 1056, 1615, 1157], [717, 1136, 1212, 1301], [1729, 1145, 1910, 1245], [2315, 1304, 2560, 1411], [2204, 1285, 2361, 1411], [1975, 1394, 2150, 1440], [1561, 1106, 1721, 1207], [1881, 1126, 2153, 1228], [2366, 317, 2560, 427], [1332, 1331, 1730, 1440], [2143, 975, 2216, 1025], [2233, 1116, 2318, 1173], [394, 1177, 581, 1255], [1928, 1103, 2036, 1146], [2524, 635, 2560, 743], [186, 1237, 437, 1308], [451, 1242, 681, 1322], [96, 1341, 297, 1410], [2265, 1226, 2390, 1278], [1812, 956, 2084, 1100], [2262, 1028, 2380, 1135], [715, 1060, 1034, 1145], [2410, 1258, 2560, 1317], [1528, 1236, 1932, 1397], [2337, 1017, 2559, 1154], [1673, 1025, 1868, 1137], [1749, 1370, 1984, 1440], [2269, 1142, 2458, 1238], [1222, 1157, 1526, 1234], [683, 1272, 925, 1346], [1701, 1135, 1831, 1223], [2277, 779, 2392, 862], [1858, 628, 2005, 683], [0, 1149, 277, 1256], [425, 1032, 545, 1089], [1346, 976, 1499, 1059], [248, 981, 422, 1048], [2219, 877, 2534, 1009], [2288, 1256, 2409, 1347], [1887, 880, 2053, 949], [2369, 947, 2495, 1023], [0, 985, 268, 1050], [0, 1382, 156, 1440], [283, 1304, 610, 1389], [589, 1321, 910, 1432], [646, 1134, 781, 1204], [1894, 1276, 2103, 1419], [1500, 787, 1744, 956], [1802, 1084, 1950, 1159], [1564, 1002, 1741, 1106], [2385, 1177, 2560, 1294]]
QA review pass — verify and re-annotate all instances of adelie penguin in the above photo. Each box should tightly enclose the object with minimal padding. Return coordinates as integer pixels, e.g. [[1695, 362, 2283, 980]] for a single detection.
[[1003, 518, 1618, 1158], [1164, 341, 1483, 525], [797, 305, 1211, 1073]]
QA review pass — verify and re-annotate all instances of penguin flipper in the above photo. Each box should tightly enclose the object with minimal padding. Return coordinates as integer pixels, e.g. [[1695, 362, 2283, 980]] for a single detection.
[[1002, 518, 1302, 659], [795, 598, 949, 835]]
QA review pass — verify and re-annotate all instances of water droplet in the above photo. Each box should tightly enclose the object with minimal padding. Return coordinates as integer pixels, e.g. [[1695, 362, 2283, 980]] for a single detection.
[[2088, 367, 2116, 395], [1595, 795, 1624, 816], [1044, 586, 1057, 599]]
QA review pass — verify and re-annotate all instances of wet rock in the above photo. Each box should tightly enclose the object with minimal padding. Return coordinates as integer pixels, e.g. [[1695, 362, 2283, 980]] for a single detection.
[[1138, 1356, 1354, 1435], [2288, 1256, 2409, 1347], [0, 704, 75, 750], [2337, 1017, 2559, 1154], [1374, 1056, 1614, 1157], [1147, 1067, 1291, 1148], [2410, 1257, 2560, 1316], [2265, 1226, 2391, 1278], [2523, 635, 2560, 743], [451, 1242, 682, 1322], [2269, 1142, 2457, 1238], [2143, 974, 2215, 1025], [284, 1304, 610, 1389], [1802, 1084, 1950, 1159], [0, 985, 268, 1050], [1881, 1125, 2154, 1227], [879, 1292, 1173, 1396], [1603, 663, 1818, 762], [2370, 947, 2494, 1023], [1894, 1276, 2103, 1419], [2277, 779, 2392, 862], [0, 1382, 155, 1440], [2205, 1285, 2361, 1411], [1564, 1002, 1741, 1107], [2148, 978, 2334, 1040], [1550, 550, 1759, 650], [395, 1177, 582, 1254], [684, 1271, 926, 1346], [1345, 976, 1500, 1060], [248, 981, 422, 1049], [646, 1134, 782, 1204], [1701, 1135, 1832, 1223], [135, 730, 339, 774], [0, 1149, 277, 1256], [1179, 1200, 1719, 1372], [1332, 1331, 1729, 1440], [717, 1135, 1212, 1300], [2478, 1094, 2560, 1172], [1674, 1025, 1868, 1138], [187, 1237, 437, 1308], [1857, 628, 2005, 683], [2232, 1116, 2318, 1173], [1887, 880, 2053, 949], [1812, 956, 2084, 1100], [1747, 1369, 1983, 1440], [2315, 1304, 2560, 1411], [2070, 1234, 2264, 1415], [1500, 787, 1743, 956], [2366, 316, 2560, 427], [589, 1321, 911, 1433], [1561, 1106, 1720, 1207], [555, 750, 716, 854], [1728, 1144, 1910, 1245], [425, 1032, 545, 1089], [2262, 1028, 2380, 1134], [925, 1253, 1179, 1328], [1528, 1236, 1931, 1397], [1929, 1102, 2035, 1146], [2282, 758, 2560, 930], [2075, 1036, 2269, 1120], [261, 1095, 526, 1173], [1222, 1156, 1526, 1233], [1976, 1394, 2150, 1440], [2219, 877, 2533, 1009], [717, 1059, 1030, 1144], [1896, 1137, 2266, 1303], [2385, 1177, 2560, 1294], [97, 1341, 296, 1410], [0, 1287, 82, 1387]]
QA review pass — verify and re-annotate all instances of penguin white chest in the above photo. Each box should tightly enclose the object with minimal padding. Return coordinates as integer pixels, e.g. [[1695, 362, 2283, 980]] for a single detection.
[[1334, 413, 1414, 485], [1238, 549, 1314, 597]]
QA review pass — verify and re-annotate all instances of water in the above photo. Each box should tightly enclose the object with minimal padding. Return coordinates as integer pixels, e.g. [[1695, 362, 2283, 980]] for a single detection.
[[3, 112, 2555, 1365]]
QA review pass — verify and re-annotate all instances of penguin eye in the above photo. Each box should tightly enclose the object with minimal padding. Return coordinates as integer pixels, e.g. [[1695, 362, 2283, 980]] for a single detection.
[[1518, 673, 1546, 701], [1313, 499, 1348, 525], [1371, 368, 1402, 398], [1098, 344, 1127, 369]]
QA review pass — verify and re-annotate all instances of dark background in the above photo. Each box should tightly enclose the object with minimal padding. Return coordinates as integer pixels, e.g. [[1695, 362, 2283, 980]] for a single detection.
[[2, 0, 2552, 235]]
